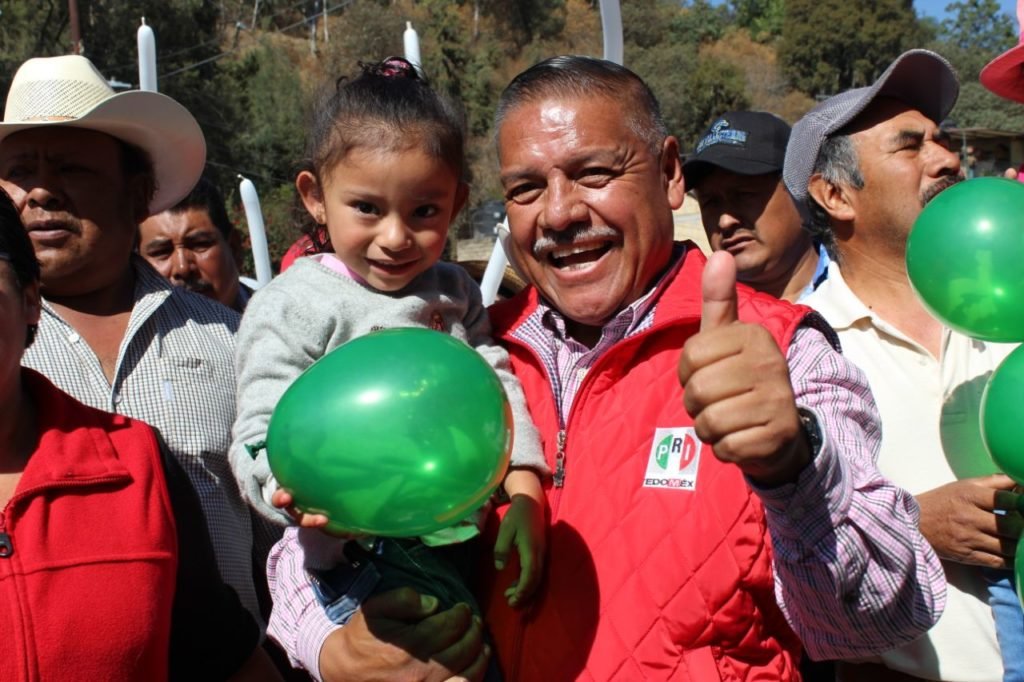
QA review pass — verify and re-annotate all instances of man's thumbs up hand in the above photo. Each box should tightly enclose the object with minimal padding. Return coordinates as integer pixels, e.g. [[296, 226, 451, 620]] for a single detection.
[[677, 251, 811, 487]]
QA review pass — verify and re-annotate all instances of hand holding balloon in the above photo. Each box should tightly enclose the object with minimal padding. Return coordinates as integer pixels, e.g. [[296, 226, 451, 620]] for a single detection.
[[271, 489, 328, 529], [267, 328, 513, 537]]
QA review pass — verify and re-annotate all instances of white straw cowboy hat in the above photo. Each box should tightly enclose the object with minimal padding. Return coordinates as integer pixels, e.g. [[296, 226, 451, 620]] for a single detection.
[[0, 55, 206, 214]]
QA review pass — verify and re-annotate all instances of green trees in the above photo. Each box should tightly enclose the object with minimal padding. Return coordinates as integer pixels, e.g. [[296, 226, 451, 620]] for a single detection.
[[2, 0, 1023, 266], [928, 0, 1024, 131], [730, 0, 785, 42], [938, 0, 1017, 77], [779, 0, 929, 96]]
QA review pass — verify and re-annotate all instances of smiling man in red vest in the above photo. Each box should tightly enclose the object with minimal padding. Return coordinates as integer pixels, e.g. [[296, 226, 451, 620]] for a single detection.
[[264, 56, 947, 682]]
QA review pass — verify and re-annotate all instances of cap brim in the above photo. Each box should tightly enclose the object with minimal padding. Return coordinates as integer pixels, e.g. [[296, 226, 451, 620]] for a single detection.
[[0, 90, 205, 214], [980, 44, 1024, 104], [683, 157, 782, 189]]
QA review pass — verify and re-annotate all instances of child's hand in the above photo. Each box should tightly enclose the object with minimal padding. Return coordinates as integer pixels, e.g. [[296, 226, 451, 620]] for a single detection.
[[272, 489, 370, 540], [271, 488, 330, 529], [494, 493, 546, 608]]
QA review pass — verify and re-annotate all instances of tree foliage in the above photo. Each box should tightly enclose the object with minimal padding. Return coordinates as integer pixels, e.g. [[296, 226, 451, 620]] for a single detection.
[[930, 0, 1017, 79], [779, 0, 929, 96], [924, 0, 1024, 130], [2, 0, 1023, 266], [703, 30, 815, 123], [940, 0, 1016, 56], [950, 82, 1024, 131], [730, 0, 785, 43]]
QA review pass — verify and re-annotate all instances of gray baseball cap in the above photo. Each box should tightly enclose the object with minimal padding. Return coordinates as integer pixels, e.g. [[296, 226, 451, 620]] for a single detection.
[[783, 49, 959, 212]]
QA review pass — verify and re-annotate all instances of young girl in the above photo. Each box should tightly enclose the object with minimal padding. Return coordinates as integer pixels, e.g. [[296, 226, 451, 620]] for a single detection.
[[228, 57, 547, 664]]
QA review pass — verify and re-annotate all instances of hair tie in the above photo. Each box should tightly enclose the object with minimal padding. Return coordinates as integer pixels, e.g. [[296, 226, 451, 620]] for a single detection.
[[375, 56, 418, 80]]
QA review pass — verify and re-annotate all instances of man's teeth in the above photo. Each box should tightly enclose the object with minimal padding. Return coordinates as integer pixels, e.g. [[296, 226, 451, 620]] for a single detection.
[[551, 243, 603, 259]]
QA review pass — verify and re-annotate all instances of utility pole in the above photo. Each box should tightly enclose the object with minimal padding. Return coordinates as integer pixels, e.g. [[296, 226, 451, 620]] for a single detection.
[[68, 0, 82, 54]]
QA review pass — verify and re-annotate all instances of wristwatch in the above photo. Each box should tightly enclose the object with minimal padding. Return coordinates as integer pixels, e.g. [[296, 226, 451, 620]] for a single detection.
[[797, 407, 823, 458]]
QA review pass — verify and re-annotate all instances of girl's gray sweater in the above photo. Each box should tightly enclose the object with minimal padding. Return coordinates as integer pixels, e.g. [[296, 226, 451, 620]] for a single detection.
[[230, 257, 547, 525]]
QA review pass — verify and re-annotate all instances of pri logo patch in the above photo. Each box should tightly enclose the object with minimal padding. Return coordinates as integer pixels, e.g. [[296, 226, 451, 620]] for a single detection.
[[643, 427, 703, 490]]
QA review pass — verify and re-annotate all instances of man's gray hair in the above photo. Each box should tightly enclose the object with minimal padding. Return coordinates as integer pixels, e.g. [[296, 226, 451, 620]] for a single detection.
[[494, 55, 668, 156], [807, 134, 864, 260]]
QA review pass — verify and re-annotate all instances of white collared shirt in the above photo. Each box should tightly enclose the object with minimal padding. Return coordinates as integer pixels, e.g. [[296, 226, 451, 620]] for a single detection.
[[805, 261, 1016, 681]]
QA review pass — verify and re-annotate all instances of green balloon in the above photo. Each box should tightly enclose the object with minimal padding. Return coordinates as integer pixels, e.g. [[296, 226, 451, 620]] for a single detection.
[[907, 178, 1024, 342], [1017, 538, 1024, 608], [981, 346, 1024, 485], [267, 328, 513, 536]]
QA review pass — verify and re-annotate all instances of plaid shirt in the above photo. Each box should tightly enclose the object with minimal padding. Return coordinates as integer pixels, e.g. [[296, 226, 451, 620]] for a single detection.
[[23, 258, 261, 620], [267, 245, 944, 674]]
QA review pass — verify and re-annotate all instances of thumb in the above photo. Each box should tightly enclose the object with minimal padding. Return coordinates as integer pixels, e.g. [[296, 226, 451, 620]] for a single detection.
[[701, 250, 739, 332]]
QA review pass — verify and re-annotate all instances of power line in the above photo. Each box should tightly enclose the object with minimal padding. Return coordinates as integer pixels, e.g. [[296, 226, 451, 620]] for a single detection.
[[101, 0, 324, 73], [159, 0, 356, 81]]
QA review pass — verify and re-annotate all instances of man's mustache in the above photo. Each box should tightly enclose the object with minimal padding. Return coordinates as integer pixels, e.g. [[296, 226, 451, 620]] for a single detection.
[[921, 174, 964, 206], [177, 278, 214, 294], [533, 226, 619, 258]]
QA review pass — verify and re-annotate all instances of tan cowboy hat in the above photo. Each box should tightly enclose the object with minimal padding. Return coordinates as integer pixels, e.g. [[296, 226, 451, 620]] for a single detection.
[[0, 55, 206, 214], [980, 0, 1024, 104]]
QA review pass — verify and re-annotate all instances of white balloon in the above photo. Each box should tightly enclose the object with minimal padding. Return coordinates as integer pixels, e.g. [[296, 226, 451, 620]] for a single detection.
[[137, 19, 157, 92], [239, 176, 273, 287], [599, 0, 623, 65], [403, 22, 422, 73]]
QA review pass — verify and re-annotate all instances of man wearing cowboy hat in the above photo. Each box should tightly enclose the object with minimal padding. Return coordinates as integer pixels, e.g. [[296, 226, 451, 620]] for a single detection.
[[787, 48, 1021, 681], [0, 55, 270, 630]]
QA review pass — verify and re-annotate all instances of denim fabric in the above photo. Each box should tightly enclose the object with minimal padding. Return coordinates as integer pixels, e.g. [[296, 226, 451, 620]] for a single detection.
[[308, 552, 382, 625], [984, 567, 1024, 682]]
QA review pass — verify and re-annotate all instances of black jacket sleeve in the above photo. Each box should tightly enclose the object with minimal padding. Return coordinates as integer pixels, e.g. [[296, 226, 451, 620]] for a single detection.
[[158, 438, 261, 681]]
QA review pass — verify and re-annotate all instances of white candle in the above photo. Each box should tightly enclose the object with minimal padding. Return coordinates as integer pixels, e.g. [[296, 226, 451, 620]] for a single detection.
[[239, 176, 273, 287], [599, 0, 624, 66], [403, 21, 422, 73], [137, 19, 157, 92], [480, 219, 511, 306]]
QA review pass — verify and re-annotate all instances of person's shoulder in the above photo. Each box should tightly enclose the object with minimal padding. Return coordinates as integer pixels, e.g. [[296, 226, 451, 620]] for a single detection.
[[166, 287, 241, 326], [799, 262, 862, 330], [735, 282, 807, 320], [245, 259, 348, 318]]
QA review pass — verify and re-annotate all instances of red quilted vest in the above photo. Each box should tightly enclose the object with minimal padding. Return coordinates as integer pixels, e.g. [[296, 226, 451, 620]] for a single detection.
[[0, 370, 177, 682], [482, 246, 809, 681]]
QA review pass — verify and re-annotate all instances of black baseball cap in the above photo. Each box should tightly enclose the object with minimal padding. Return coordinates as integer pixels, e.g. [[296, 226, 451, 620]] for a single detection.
[[682, 111, 791, 189]]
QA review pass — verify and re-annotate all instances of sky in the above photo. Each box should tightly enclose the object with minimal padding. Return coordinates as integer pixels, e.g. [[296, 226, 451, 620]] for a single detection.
[[915, 0, 1020, 32]]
